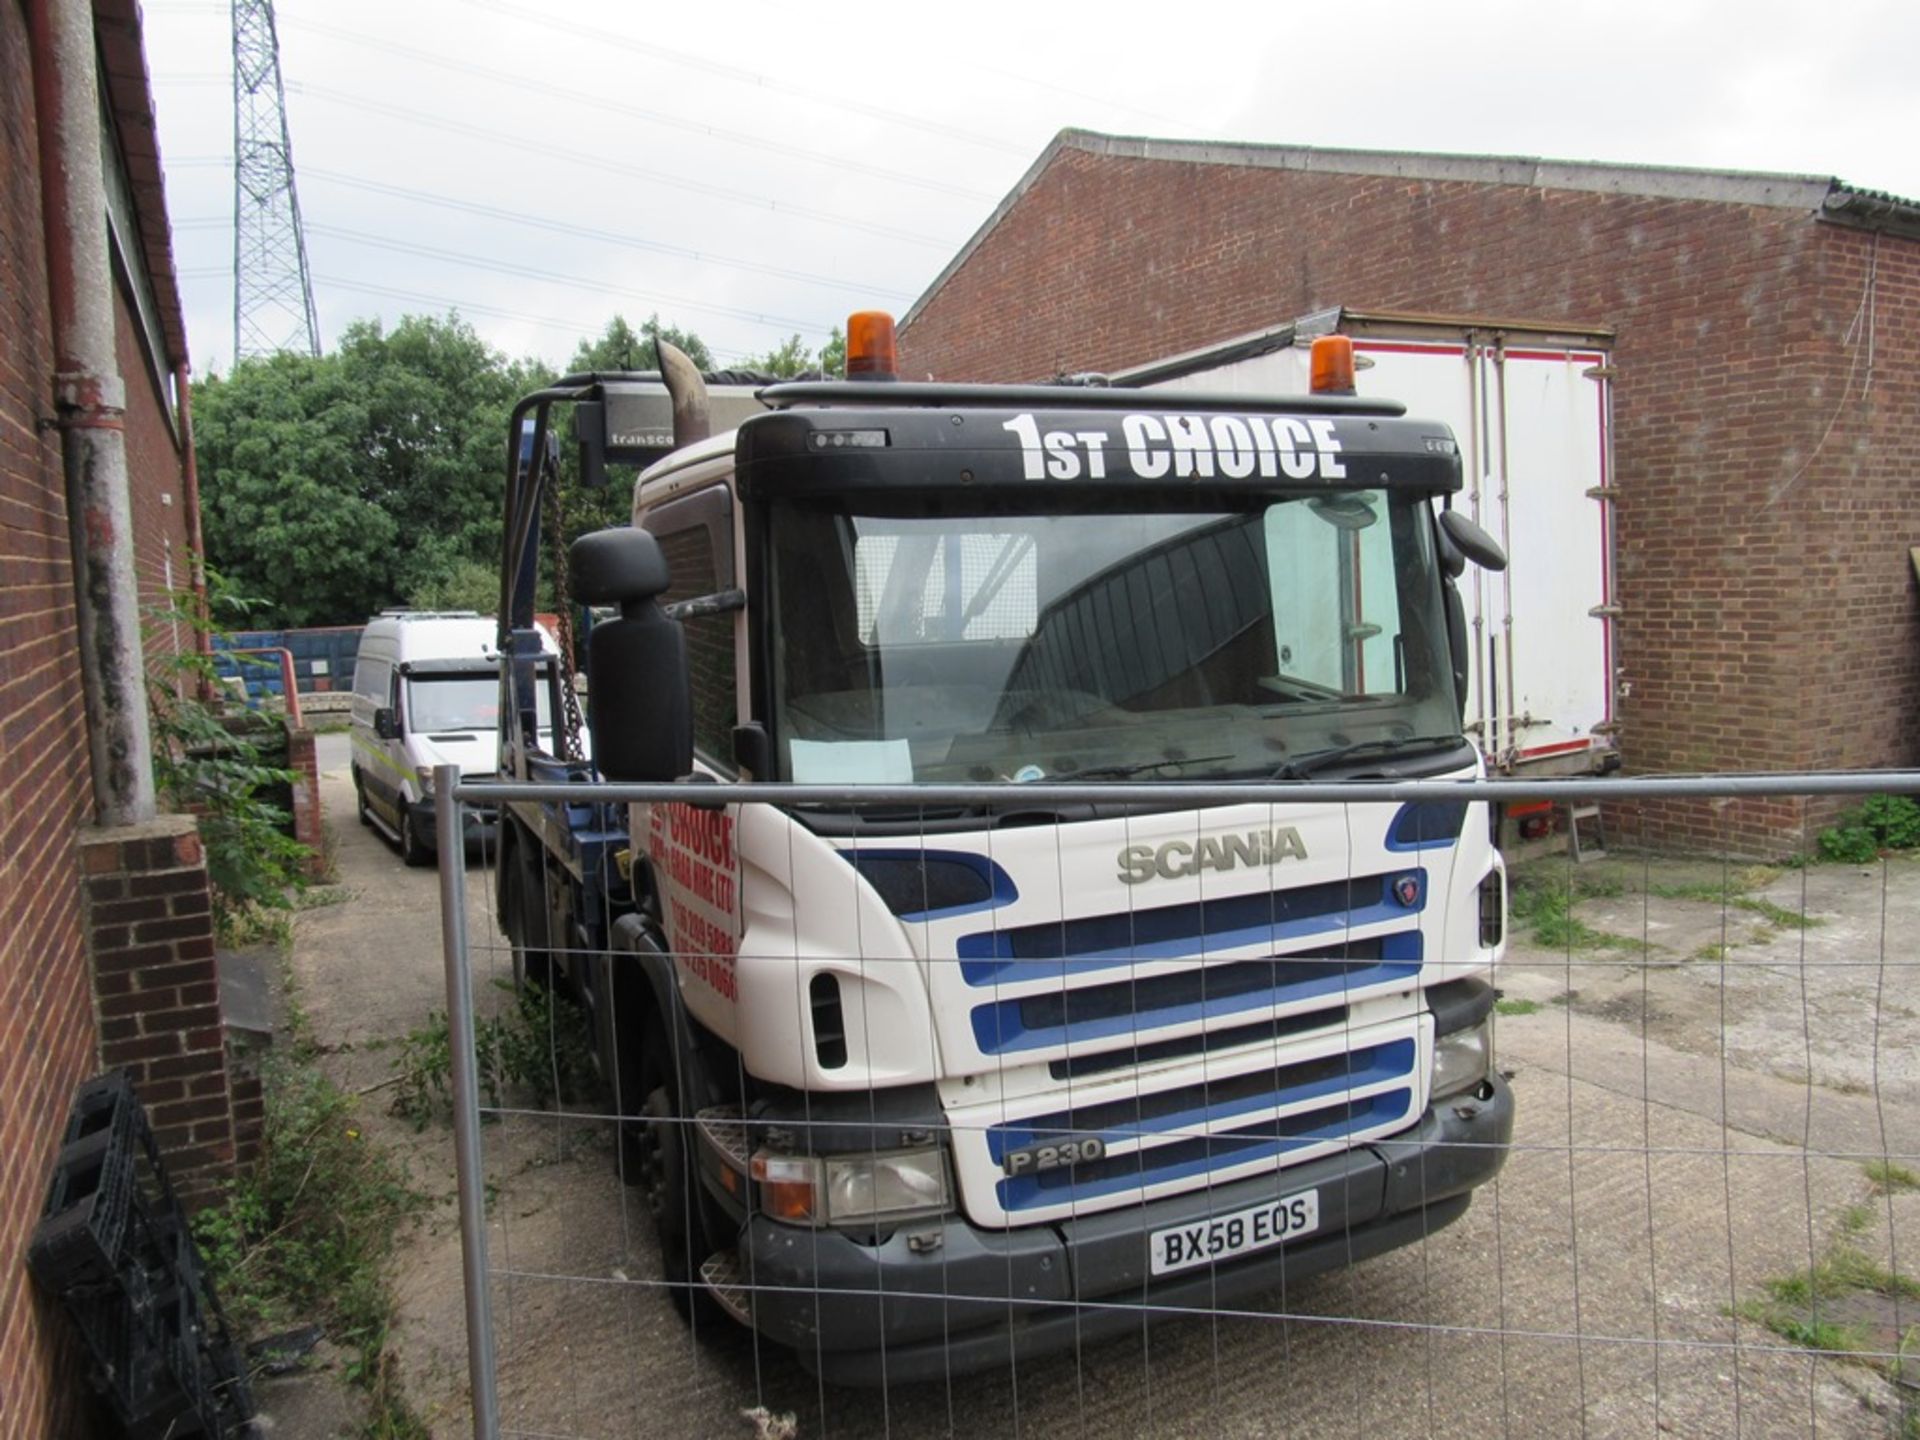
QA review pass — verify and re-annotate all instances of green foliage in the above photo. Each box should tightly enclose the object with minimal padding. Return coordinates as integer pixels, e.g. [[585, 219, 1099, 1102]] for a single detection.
[[145, 580, 310, 942], [1866, 1159, 1920, 1195], [1494, 997, 1542, 1017], [571, 312, 714, 372], [195, 314, 554, 627], [818, 325, 846, 380], [194, 1051, 425, 1432], [1507, 872, 1640, 951], [404, 556, 499, 614], [743, 330, 844, 378], [390, 981, 599, 1129], [1817, 793, 1920, 862]]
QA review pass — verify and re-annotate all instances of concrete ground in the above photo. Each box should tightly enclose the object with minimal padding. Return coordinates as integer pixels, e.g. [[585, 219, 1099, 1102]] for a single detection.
[[267, 740, 1917, 1437]]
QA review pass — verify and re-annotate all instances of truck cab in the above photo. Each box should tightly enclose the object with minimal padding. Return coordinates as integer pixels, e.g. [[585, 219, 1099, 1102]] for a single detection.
[[494, 321, 1513, 1384]]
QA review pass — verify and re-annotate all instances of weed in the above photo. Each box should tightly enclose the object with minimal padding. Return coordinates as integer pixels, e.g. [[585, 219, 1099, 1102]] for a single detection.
[[145, 576, 312, 943], [1838, 1203, 1876, 1237], [1507, 875, 1641, 951], [1495, 997, 1542, 1017], [1818, 793, 1920, 863], [1648, 882, 1821, 929], [390, 981, 600, 1129], [1691, 942, 1727, 963], [1866, 1160, 1920, 1195], [193, 1051, 426, 1434]]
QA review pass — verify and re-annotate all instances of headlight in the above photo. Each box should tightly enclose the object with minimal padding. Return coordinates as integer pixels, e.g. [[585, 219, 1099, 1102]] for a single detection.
[[823, 1149, 950, 1225], [752, 1147, 950, 1226], [1431, 1017, 1492, 1101], [415, 765, 436, 797]]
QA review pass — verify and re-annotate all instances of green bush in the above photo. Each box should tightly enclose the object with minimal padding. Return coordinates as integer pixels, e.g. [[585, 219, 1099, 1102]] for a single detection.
[[1817, 793, 1920, 863], [391, 980, 599, 1129], [146, 578, 311, 942]]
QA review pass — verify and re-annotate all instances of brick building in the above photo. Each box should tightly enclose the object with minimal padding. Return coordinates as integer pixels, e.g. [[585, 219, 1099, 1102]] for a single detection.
[[898, 131, 1920, 851], [2, 1, 260, 1432]]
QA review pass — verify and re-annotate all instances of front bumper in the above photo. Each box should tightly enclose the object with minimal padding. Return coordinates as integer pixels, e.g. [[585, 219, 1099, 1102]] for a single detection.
[[407, 796, 496, 852], [721, 1072, 1513, 1386]]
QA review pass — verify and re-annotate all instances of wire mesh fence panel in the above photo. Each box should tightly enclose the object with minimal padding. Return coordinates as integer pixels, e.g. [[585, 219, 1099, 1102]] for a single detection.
[[435, 775, 1920, 1440]]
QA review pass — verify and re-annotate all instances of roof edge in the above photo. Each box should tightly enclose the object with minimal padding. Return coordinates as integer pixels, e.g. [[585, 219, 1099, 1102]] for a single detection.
[[899, 128, 1080, 336], [902, 128, 1918, 334]]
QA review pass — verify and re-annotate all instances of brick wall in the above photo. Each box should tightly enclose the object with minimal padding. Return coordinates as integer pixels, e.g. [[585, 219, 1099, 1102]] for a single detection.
[[285, 723, 325, 871], [116, 280, 192, 661], [0, 0, 103, 1429], [899, 145, 1920, 852], [78, 816, 236, 1208]]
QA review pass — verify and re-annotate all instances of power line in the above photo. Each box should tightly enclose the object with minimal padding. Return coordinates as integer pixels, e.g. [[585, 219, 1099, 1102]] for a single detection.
[[302, 221, 838, 332], [454, 0, 1035, 160], [282, 80, 957, 250], [272, 15, 999, 205], [180, 174, 913, 301], [304, 171, 913, 302], [177, 266, 764, 361]]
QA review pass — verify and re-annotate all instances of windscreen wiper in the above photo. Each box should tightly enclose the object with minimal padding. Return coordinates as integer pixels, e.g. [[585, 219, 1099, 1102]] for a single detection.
[[1269, 734, 1467, 780], [1055, 753, 1237, 781]]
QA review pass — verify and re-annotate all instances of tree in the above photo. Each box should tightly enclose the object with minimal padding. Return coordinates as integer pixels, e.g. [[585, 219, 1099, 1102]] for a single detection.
[[195, 313, 541, 626], [819, 326, 846, 380], [744, 328, 844, 378], [571, 313, 713, 373]]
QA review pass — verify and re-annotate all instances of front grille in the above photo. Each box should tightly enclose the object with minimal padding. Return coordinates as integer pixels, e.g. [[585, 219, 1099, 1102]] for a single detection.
[[1047, 1005, 1348, 1081], [957, 873, 1407, 986], [970, 932, 1420, 1054], [984, 1033, 1422, 1213]]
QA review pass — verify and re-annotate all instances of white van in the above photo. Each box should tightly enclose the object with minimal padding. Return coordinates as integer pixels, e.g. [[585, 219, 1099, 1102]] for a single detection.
[[348, 611, 564, 864]]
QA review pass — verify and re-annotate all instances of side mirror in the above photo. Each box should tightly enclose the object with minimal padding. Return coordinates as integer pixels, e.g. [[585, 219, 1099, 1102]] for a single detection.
[[373, 707, 399, 741], [569, 529, 691, 783], [1439, 509, 1507, 572], [573, 401, 609, 489]]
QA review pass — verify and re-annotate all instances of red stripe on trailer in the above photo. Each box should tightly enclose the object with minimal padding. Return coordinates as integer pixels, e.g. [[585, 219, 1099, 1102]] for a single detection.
[[1518, 738, 1596, 759], [1500, 349, 1606, 364], [1353, 341, 1469, 357]]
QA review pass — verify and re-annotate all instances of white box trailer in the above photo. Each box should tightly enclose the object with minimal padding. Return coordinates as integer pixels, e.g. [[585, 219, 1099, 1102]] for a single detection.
[[1116, 308, 1618, 775]]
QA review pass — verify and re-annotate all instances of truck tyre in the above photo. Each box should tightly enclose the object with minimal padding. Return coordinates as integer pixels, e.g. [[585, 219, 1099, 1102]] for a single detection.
[[400, 807, 432, 868], [626, 1017, 727, 1329], [506, 853, 552, 990]]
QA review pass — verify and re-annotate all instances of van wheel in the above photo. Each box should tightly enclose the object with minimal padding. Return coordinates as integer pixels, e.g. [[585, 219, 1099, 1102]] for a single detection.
[[354, 771, 372, 827], [400, 808, 432, 867]]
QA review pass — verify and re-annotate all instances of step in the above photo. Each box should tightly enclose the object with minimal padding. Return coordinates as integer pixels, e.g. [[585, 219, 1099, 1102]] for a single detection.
[[699, 1252, 754, 1326]]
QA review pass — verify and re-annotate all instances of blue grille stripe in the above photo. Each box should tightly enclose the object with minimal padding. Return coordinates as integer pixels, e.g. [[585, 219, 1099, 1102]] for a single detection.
[[995, 1089, 1414, 1210], [969, 932, 1421, 1055], [986, 1037, 1417, 1162], [958, 872, 1424, 986]]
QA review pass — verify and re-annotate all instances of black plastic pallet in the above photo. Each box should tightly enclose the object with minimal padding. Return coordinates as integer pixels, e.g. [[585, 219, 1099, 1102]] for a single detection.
[[29, 1072, 256, 1439]]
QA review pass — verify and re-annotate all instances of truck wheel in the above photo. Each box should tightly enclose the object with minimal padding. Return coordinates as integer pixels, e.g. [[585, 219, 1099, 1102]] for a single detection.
[[400, 808, 432, 868], [628, 1020, 727, 1328], [506, 856, 552, 990]]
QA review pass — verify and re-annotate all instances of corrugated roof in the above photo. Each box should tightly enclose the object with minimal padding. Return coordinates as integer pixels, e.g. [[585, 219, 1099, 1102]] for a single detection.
[[904, 129, 1920, 329]]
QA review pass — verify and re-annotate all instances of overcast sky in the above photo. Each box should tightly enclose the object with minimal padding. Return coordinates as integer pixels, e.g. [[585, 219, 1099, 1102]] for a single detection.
[[143, 0, 1920, 376]]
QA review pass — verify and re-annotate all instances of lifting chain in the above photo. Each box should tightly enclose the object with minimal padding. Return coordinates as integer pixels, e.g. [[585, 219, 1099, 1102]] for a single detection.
[[543, 463, 587, 763]]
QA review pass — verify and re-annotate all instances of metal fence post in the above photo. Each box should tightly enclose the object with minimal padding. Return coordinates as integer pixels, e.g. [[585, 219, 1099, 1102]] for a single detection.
[[436, 764, 500, 1439]]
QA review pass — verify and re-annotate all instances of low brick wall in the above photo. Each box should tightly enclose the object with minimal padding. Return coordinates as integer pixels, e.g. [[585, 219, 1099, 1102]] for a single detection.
[[77, 815, 237, 1208]]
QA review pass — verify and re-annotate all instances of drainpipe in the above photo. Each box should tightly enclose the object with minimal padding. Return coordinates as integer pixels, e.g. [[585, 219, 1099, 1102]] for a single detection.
[[30, 0, 157, 826], [174, 361, 215, 697]]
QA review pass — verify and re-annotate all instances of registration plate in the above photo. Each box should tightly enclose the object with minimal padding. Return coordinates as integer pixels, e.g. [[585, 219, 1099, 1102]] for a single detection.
[[1148, 1189, 1320, 1277]]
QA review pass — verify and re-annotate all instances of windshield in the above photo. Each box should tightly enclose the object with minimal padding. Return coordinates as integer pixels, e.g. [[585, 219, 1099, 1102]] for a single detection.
[[406, 672, 551, 734], [767, 491, 1461, 783]]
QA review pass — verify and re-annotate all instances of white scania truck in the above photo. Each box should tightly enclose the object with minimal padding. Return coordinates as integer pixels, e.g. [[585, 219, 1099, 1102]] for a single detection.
[[493, 316, 1514, 1384]]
